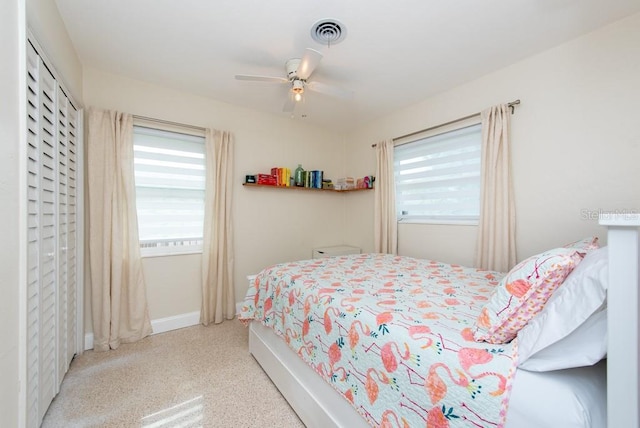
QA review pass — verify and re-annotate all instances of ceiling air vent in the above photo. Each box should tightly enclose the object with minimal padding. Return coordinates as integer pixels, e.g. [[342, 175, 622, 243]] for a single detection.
[[310, 19, 347, 47]]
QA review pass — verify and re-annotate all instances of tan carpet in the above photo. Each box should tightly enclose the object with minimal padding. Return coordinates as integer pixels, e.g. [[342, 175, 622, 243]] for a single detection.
[[42, 320, 305, 427]]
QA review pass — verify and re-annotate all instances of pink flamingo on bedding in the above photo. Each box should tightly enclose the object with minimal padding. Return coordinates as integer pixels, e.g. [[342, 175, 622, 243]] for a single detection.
[[458, 348, 492, 373], [460, 327, 476, 342], [380, 341, 411, 373], [348, 320, 371, 350], [376, 311, 394, 332], [263, 297, 273, 315], [323, 307, 342, 334], [302, 317, 310, 337], [330, 365, 349, 382], [426, 363, 468, 404], [340, 297, 362, 312], [302, 294, 318, 318], [459, 348, 507, 397], [328, 342, 342, 366], [287, 287, 299, 307], [427, 348, 507, 404], [344, 388, 355, 404], [408, 325, 434, 349], [426, 406, 450, 428], [505, 278, 530, 298], [365, 368, 391, 404], [380, 409, 410, 428]]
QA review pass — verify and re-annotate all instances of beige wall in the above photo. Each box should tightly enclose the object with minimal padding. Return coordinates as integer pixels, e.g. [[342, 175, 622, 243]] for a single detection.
[[345, 12, 640, 265], [82, 67, 350, 329], [26, 0, 83, 102], [1, 1, 24, 424]]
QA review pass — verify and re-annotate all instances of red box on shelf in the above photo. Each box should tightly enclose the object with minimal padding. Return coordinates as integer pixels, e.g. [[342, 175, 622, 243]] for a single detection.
[[257, 173, 277, 185]]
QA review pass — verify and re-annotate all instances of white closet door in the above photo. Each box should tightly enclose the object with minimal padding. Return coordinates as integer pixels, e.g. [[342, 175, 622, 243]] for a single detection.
[[25, 40, 81, 428], [56, 87, 69, 383], [66, 101, 78, 369], [38, 50, 58, 424], [56, 87, 78, 378], [25, 41, 42, 427]]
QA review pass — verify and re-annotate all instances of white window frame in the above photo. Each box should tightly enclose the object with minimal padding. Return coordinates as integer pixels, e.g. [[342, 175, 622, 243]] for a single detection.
[[132, 122, 206, 257], [394, 120, 482, 225]]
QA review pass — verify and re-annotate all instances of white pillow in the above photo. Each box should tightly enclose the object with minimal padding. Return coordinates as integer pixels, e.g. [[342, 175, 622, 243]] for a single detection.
[[519, 307, 607, 371], [516, 246, 608, 369]]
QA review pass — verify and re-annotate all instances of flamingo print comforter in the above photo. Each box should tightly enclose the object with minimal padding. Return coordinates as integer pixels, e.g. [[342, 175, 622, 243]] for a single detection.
[[239, 254, 518, 427]]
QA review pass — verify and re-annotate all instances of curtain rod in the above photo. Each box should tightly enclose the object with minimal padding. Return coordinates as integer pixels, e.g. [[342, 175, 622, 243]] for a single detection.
[[133, 115, 207, 132], [371, 99, 520, 148]]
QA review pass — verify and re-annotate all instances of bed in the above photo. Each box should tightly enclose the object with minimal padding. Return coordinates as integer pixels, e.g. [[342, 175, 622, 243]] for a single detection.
[[239, 215, 639, 428]]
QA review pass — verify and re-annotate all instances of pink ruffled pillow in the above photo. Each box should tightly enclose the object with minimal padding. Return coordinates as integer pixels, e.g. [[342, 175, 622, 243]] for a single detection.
[[473, 247, 583, 344]]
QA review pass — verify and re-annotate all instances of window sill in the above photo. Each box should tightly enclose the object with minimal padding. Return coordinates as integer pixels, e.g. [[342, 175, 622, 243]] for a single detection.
[[398, 219, 478, 226], [140, 249, 203, 258]]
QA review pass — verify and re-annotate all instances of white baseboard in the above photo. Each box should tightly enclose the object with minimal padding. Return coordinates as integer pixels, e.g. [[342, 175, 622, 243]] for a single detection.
[[152, 310, 201, 334], [84, 310, 201, 351], [84, 333, 93, 351], [84, 304, 247, 351]]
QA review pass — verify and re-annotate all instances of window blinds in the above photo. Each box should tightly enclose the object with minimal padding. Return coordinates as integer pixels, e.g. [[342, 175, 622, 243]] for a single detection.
[[133, 126, 206, 255], [394, 123, 481, 223]]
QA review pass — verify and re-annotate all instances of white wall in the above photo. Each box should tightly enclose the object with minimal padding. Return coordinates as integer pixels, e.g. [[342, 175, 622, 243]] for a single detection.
[[1, 1, 24, 425], [26, 0, 83, 102], [82, 67, 349, 329], [345, 12, 640, 266]]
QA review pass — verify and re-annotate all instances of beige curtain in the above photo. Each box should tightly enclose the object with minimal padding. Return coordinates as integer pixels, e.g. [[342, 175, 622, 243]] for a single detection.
[[87, 108, 152, 351], [374, 139, 398, 254], [200, 129, 235, 325], [476, 104, 517, 272]]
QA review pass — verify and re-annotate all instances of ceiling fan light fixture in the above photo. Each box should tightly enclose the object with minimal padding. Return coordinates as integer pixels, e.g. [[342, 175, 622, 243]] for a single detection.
[[310, 19, 347, 47], [292, 79, 304, 94]]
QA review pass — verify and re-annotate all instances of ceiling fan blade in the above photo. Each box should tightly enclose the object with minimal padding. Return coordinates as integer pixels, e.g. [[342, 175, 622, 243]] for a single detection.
[[282, 94, 296, 113], [306, 81, 353, 99], [235, 74, 289, 84], [296, 48, 323, 80]]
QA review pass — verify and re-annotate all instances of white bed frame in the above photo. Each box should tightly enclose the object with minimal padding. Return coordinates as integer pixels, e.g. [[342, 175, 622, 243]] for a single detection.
[[249, 321, 369, 428], [248, 213, 640, 428], [599, 213, 640, 428]]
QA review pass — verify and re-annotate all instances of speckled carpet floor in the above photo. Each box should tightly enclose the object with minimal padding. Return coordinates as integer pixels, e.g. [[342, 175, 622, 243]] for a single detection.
[[42, 319, 305, 428]]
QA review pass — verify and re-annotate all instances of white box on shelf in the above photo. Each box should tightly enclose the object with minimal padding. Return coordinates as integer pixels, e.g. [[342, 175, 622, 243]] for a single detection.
[[312, 245, 361, 259]]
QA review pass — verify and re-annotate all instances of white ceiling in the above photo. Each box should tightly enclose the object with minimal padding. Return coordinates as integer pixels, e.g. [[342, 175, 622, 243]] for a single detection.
[[54, 0, 640, 132]]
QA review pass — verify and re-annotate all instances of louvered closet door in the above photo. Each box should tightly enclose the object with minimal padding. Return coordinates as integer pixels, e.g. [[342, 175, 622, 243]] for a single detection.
[[57, 87, 69, 379], [65, 98, 78, 369], [26, 41, 42, 427], [56, 86, 78, 377], [25, 40, 80, 428], [56, 89, 68, 384], [37, 48, 58, 425]]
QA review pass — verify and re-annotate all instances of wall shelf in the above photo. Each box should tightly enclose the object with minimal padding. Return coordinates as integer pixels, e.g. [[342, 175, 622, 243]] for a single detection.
[[242, 183, 372, 193]]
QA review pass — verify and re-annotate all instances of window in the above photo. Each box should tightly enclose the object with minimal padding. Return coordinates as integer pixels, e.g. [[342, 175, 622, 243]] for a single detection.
[[133, 125, 206, 256], [394, 123, 481, 224]]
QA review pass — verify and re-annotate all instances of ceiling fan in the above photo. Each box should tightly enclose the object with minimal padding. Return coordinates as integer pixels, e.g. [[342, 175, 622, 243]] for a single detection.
[[235, 48, 352, 113]]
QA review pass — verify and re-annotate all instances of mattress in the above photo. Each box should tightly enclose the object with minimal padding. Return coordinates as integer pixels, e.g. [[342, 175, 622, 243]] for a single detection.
[[506, 360, 606, 428]]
